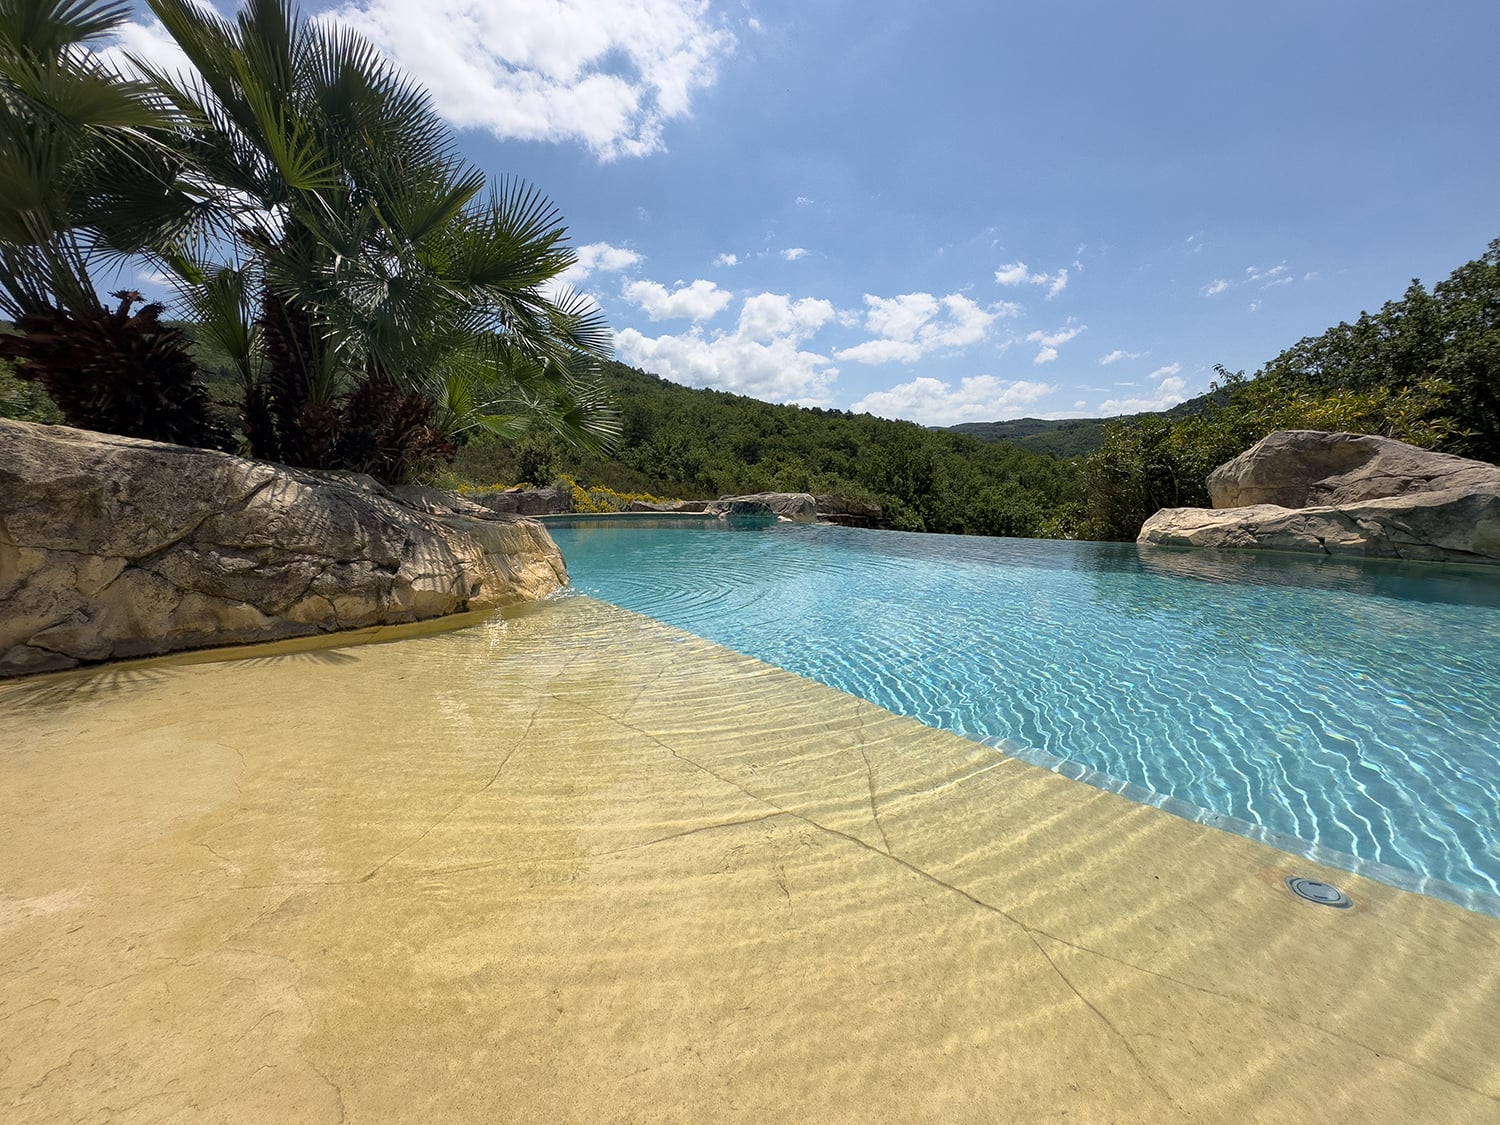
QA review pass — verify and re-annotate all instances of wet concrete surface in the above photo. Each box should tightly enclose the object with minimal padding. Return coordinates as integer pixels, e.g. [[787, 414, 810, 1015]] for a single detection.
[[2, 596, 1498, 1123]]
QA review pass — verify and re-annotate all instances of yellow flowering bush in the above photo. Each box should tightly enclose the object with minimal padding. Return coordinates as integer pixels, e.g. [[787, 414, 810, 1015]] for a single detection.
[[559, 475, 680, 513]]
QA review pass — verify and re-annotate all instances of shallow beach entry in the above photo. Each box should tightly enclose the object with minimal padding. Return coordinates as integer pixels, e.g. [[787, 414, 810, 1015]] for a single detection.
[[3, 596, 1500, 1123], [551, 521, 1500, 914]]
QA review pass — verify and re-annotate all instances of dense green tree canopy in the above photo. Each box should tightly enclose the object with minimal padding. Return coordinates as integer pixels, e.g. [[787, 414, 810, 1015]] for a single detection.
[[452, 361, 1086, 538], [0, 0, 617, 480], [1080, 238, 1499, 539]]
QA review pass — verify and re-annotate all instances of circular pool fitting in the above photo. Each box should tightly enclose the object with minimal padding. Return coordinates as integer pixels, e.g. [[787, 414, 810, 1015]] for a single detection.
[[1285, 876, 1352, 908]]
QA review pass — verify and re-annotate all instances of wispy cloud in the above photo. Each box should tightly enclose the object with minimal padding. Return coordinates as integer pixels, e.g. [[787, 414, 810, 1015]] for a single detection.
[[1025, 323, 1085, 364], [1204, 261, 1302, 299], [1094, 362, 1187, 414], [780, 247, 808, 261], [1099, 348, 1148, 365], [994, 260, 1069, 298], [1245, 262, 1288, 283], [714, 252, 738, 267], [852, 375, 1053, 426]]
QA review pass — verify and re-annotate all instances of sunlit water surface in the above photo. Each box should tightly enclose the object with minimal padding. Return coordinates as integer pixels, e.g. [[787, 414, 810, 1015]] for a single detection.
[[549, 519, 1500, 914]]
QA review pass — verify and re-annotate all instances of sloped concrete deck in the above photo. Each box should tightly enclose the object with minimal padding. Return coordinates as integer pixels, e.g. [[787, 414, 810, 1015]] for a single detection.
[[2, 596, 1498, 1123]]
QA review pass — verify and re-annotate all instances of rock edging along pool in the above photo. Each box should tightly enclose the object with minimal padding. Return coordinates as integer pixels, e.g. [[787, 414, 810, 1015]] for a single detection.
[[548, 519, 1500, 916]]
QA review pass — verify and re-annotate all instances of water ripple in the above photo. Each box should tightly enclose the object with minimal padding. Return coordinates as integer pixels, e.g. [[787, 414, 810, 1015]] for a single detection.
[[550, 522, 1500, 912]]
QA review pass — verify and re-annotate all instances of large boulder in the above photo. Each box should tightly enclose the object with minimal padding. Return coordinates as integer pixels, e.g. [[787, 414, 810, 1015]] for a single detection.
[[466, 485, 573, 516], [1208, 430, 1500, 508], [814, 494, 890, 529], [707, 492, 818, 523], [0, 420, 568, 677], [624, 499, 710, 513], [1140, 431, 1500, 564]]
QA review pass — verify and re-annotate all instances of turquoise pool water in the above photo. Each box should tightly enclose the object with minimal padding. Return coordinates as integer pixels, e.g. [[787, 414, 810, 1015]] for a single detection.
[[547, 521, 1500, 914]]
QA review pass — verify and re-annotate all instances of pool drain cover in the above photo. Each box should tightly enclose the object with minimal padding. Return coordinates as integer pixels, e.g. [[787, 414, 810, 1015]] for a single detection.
[[1285, 876, 1352, 908]]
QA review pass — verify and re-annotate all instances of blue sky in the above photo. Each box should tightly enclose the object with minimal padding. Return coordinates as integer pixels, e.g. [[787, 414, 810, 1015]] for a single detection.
[[116, 1, 1500, 425]]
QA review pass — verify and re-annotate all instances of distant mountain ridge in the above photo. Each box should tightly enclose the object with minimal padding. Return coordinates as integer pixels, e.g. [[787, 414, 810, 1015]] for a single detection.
[[946, 389, 1223, 457]]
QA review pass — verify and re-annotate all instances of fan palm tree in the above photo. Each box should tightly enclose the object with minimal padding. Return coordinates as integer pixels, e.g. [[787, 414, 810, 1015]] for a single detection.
[[0, 0, 229, 447], [138, 0, 619, 480]]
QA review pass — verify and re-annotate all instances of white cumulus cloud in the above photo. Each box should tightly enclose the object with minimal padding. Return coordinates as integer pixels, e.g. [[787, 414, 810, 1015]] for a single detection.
[[714, 252, 738, 266], [780, 247, 808, 261], [834, 339, 924, 365], [98, 15, 194, 79], [544, 242, 637, 302], [319, 0, 734, 160], [613, 289, 841, 403], [836, 292, 1017, 365], [614, 325, 836, 405], [736, 293, 834, 343], [111, 1, 733, 161], [1202, 278, 1231, 297], [621, 278, 732, 322], [566, 241, 641, 280], [994, 260, 1068, 298], [852, 376, 1054, 426]]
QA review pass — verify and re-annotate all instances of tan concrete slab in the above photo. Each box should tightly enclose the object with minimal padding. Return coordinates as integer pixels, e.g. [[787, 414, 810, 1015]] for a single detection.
[[2, 596, 1498, 1123]]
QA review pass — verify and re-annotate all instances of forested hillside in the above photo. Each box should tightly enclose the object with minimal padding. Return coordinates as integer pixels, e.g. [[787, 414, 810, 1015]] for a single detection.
[[946, 391, 1224, 457], [7, 234, 1493, 543], [452, 362, 1085, 536], [947, 417, 1108, 457], [1081, 237, 1499, 539]]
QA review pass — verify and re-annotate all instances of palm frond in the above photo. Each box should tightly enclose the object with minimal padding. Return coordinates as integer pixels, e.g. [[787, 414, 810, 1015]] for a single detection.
[[0, 0, 134, 58], [181, 263, 258, 386]]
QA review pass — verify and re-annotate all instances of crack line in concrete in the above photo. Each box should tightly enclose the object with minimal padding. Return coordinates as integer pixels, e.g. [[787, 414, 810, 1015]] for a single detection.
[[858, 745, 892, 855], [581, 812, 790, 860], [1024, 925, 1500, 1103], [573, 700, 1193, 1112], [358, 708, 541, 883]]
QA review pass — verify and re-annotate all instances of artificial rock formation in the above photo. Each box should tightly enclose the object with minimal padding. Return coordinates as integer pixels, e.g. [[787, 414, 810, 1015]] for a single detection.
[[0, 420, 568, 677], [1207, 429, 1500, 509], [814, 493, 890, 529], [625, 499, 711, 513], [624, 494, 888, 527], [708, 492, 819, 523], [466, 485, 573, 516], [1139, 430, 1500, 564]]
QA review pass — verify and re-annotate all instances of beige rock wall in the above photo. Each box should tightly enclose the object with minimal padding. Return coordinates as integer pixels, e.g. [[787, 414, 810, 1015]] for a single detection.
[[1139, 430, 1500, 564], [1207, 429, 1500, 508], [0, 420, 567, 677]]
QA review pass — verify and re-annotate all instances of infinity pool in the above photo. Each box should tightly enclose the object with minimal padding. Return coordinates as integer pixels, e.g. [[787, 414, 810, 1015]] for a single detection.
[[549, 520, 1500, 914]]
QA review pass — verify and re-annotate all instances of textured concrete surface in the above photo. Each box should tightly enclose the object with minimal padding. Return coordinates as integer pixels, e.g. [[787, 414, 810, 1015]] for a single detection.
[[2, 596, 1498, 1123]]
